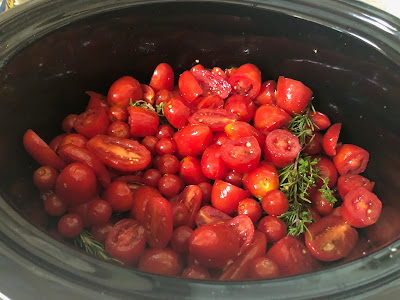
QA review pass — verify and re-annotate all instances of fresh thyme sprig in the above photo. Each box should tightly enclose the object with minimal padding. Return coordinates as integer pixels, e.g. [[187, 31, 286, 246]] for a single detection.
[[74, 230, 123, 264], [279, 202, 313, 236], [129, 99, 165, 117], [287, 103, 316, 147]]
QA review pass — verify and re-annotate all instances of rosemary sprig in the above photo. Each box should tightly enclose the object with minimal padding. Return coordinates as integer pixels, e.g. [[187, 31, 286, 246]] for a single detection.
[[74, 230, 123, 264], [287, 103, 315, 147]]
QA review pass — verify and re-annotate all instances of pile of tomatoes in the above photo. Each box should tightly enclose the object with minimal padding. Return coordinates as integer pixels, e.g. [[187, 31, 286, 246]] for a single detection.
[[23, 62, 382, 280]]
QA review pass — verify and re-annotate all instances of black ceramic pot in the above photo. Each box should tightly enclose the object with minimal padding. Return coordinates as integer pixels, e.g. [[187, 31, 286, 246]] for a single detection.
[[1, 0, 400, 299]]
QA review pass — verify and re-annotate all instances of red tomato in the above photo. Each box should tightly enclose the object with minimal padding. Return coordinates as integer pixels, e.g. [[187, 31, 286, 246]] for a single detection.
[[190, 64, 205, 72], [322, 123, 341, 156], [219, 231, 266, 281], [149, 63, 174, 93], [264, 129, 301, 169], [266, 235, 317, 276], [115, 175, 144, 193], [179, 156, 209, 185], [220, 136, 261, 173], [242, 162, 279, 198], [164, 97, 192, 129], [43, 193, 67, 216], [138, 248, 182, 276], [310, 111, 331, 131], [107, 121, 130, 139], [86, 135, 151, 172], [261, 190, 289, 216], [58, 133, 87, 149], [90, 221, 114, 244], [86, 91, 108, 111], [178, 71, 203, 102], [337, 174, 375, 199], [237, 198, 262, 223], [248, 256, 280, 279], [188, 223, 241, 269], [340, 187, 382, 228], [213, 131, 230, 146], [55, 162, 97, 207], [107, 76, 142, 108], [201, 144, 229, 180], [333, 144, 370, 175], [253, 104, 292, 132], [170, 226, 193, 254], [305, 215, 358, 261], [103, 180, 134, 212], [191, 69, 232, 99], [131, 186, 162, 222], [224, 95, 256, 122], [211, 180, 250, 215], [74, 108, 109, 139], [157, 154, 179, 174], [189, 108, 238, 132], [170, 201, 189, 228], [197, 95, 224, 109], [155, 89, 174, 106], [23, 129, 66, 170], [156, 124, 175, 140], [226, 215, 255, 255], [141, 84, 155, 105], [62, 114, 78, 133], [198, 182, 213, 205], [225, 67, 238, 78], [303, 132, 323, 156], [254, 80, 276, 106], [195, 205, 231, 227], [143, 197, 173, 249], [225, 121, 266, 150], [315, 155, 338, 188], [33, 166, 58, 192], [181, 265, 211, 280], [105, 218, 146, 265], [178, 185, 203, 228], [108, 105, 128, 123], [173, 124, 213, 157], [49, 133, 68, 153], [228, 63, 261, 99], [87, 199, 112, 225], [212, 66, 228, 80], [58, 213, 83, 238], [275, 76, 313, 115], [310, 189, 334, 216], [158, 174, 184, 198], [257, 215, 287, 243], [127, 106, 159, 137]]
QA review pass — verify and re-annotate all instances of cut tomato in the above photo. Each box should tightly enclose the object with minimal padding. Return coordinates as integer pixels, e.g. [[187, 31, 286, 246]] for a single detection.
[[178, 70, 203, 102], [149, 62, 174, 93], [74, 108, 109, 139], [191, 68, 232, 99], [228, 63, 262, 99], [127, 106, 159, 137], [254, 104, 292, 132], [201, 144, 229, 180], [242, 162, 279, 198], [189, 108, 238, 132], [333, 144, 369, 175], [322, 123, 341, 156], [195, 205, 231, 227], [173, 124, 213, 157], [225, 121, 266, 150], [337, 174, 375, 199], [211, 180, 250, 215], [178, 185, 202, 229]]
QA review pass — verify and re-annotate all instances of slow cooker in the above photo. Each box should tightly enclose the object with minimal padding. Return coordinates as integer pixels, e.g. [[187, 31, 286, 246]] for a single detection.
[[1, 0, 400, 299]]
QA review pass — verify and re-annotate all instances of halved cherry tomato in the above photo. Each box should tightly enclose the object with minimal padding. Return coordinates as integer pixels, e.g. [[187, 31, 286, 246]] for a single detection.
[[248, 256, 280, 279], [143, 196, 173, 249], [211, 180, 250, 215], [212, 66, 228, 80], [275, 76, 313, 115], [138, 248, 182, 276], [127, 106, 159, 137], [23, 129, 66, 170], [220, 136, 261, 173], [131, 186, 162, 222], [333, 144, 370, 175], [303, 132, 323, 156], [264, 129, 301, 169], [337, 174, 375, 199], [181, 265, 211, 280], [178, 185, 202, 228], [86, 91, 108, 111], [228, 63, 261, 99], [74, 108, 109, 139], [58, 133, 87, 149], [253, 104, 292, 132], [141, 84, 156, 105], [107, 76, 142, 108], [242, 162, 279, 198], [189, 108, 238, 132], [226, 215, 255, 256], [191, 69, 232, 99], [323, 123, 341, 156], [178, 71, 203, 102], [310, 111, 331, 131], [173, 124, 213, 157], [197, 95, 224, 109], [87, 135, 151, 172], [224, 95, 256, 122], [195, 205, 231, 227], [149, 63, 174, 93], [254, 80, 276, 106], [105, 218, 146, 265], [164, 97, 192, 129], [225, 121, 266, 150], [310, 189, 334, 216], [179, 156, 209, 185], [62, 114, 78, 133], [315, 155, 338, 188], [305, 215, 358, 261], [201, 144, 229, 180], [340, 187, 382, 228]]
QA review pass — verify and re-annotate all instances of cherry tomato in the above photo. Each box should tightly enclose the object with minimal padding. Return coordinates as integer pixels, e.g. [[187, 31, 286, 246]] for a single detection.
[[179, 70, 203, 102], [333, 144, 370, 175], [115, 174, 144, 193], [179, 156, 209, 185], [310, 189, 334, 216], [305, 215, 358, 261], [224, 170, 244, 187], [226, 215, 255, 255], [220, 136, 261, 173], [213, 131, 230, 146], [170, 201, 189, 228], [242, 162, 279, 198], [141, 136, 158, 156], [224, 95, 256, 122], [248, 256, 280, 279], [156, 124, 175, 140], [211, 180, 250, 215], [212, 66, 228, 80], [150, 63, 174, 93], [200, 144, 229, 180], [225, 67, 238, 78], [157, 154, 179, 174], [237, 198, 262, 223], [107, 121, 130, 138], [143, 197, 174, 249], [275, 76, 313, 115], [74, 108, 109, 139], [337, 174, 375, 199], [58, 213, 83, 238], [87, 199, 112, 225], [190, 64, 205, 72], [228, 63, 261, 99], [315, 155, 338, 188], [310, 111, 331, 131], [303, 132, 323, 156], [107, 76, 142, 108], [33, 166, 58, 191], [86, 91, 108, 111], [261, 190, 289, 216], [141, 84, 155, 105], [264, 129, 301, 169], [195, 205, 231, 227], [105, 218, 146, 265], [254, 80, 276, 106], [55, 162, 97, 207], [131, 186, 162, 223], [164, 97, 192, 129], [178, 185, 203, 228], [58, 133, 88, 149], [104, 180, 134, 212], [323, 123, 341, 156], [197, 95, 224, 109], [198, 182, 213, 205], [257, 216, 287, 243], [173, 124, 213, 157], [23, 129, 66, 170], [86, 135, 151, 172], [62, 114, 78, 133], [181, 265, 211, 280], [90, 221, 114, 244], [191, 68, 232, 99], [170, 226, 193, 254], [155, 89, 174, 106], [143, 168, 162, 187], [138, 248, 182, 276], [68, 201, 91, 227], [224, 121, 266, 150], [155, 138, 176, 156], [49, 133, 68, 153], [43, 192, 67, 216], [340, 187, 382, 228], [189, 108, 238, 132], [158, 174, 184, 197], [254, 105, 291, 135], [127, 106, 159, 138]]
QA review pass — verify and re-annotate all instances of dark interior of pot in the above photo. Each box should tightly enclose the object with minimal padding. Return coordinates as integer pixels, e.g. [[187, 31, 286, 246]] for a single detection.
[[0, 0, 400, 282]]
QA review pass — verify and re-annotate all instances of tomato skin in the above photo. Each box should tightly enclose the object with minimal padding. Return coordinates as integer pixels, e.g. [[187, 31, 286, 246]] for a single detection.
[[87, 199, 112, 225], [189, 223, 241, 269], [157, 154, 179, 174], [105, 218, 146, 265], [220, 136, 261, 173], [58, 133, 87, 149], [322, 123, 341, 156], [257, 216, 287, 243], [224, 95, 256, 122], [43, 192, 67, 216], [170, 226, 193, 254], [211, 180, 250, 215], [62, 114, 78, 133], [158, 174, 184, 198], [275, 76, 313, 115], [310, 189, 334, 216], [131, 186, 162, 223], [305, 216, 358, 261], [74, 108, 109, 139], [248, 256, 280, 279], [337, 174, 375, 199], [170, 201, 189, 227], [33, 166, 58, 191], [195, 205, 231, 227], [228, 63, 262, 99], [108, 121, 130, 139], [303, 132, 323, 156], [181, 264, 211, 280], [55, 162, 97, 207], [127, 106, 159, 138], [87, 135, 151, 172], [173, 124, 213, 157], [223, 169, 244, 187], [225, 121, 266, 150], [58, 213, 83, 238], [212, 66, 228, 80], [333, 144, 370, 176], [107, 76, 142, 108], [138, 248, 182, 276], [150, 63, 174, 93], [310, 111, 331, 131], [164, 97, 192, 129], [141, 84, 156, 105], [265, 129, 301, 169], [178, 185, 203, 228], [201, 144, 229, 180], [254, 80, 276, 106], [23, 129, 66, 170], [261, 190, 289, 216], [191, 69, 232, 99], [226, 215, 255, 256], [179, 156, 209, 185], [156, 124, 175, 140], [315, 156, 338, 188], [254, 104, 292, 132], [340, 187, 382, 228], [90, 221, 114, 244], [242, 162, 279, 198], [179, 71, 203, 102], [49, 133, 68, 153], [86, 91, 108, 111], [197, 95, 224, 109], [237, 198, 262, 223], [189, 108, 238, 132], [104, 180, 134, 212]]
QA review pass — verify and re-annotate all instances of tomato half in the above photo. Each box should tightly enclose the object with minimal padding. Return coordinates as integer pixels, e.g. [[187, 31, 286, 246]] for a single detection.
[[178, 185, 203, 228], [226, 215, 255, 256], [310, 111, 331, 131], [127, 106, 159, 137], [225, 121, 266, 150], [74, 108, 109, 139], [322, 123, 341, 156], [149, 62, 174, 93], [197, 95, 224, 109], [189, 108, 238, 132], [131, 186, 162, 223], [86, 91, 108, 111], [138, 248, 182, 276], [179, 156, 209, 185], [228, 63, 262, 99], [195, 205, 231, 227], [305, 215, 358, 261], [86, 135, 151, 172], [337, 174, 375, 199], [201, 144, 229, 180], [164, 97, 191, 129], [254, 80, 276, 106], [333, 144, 370, 175], [224, 95, 256, 122], [178, 71, 203, 102], [173, 124, 213, 157], [253, 104, 292, 132], [107, 76, 143, 108], [211, 180, 250, 215], [242, 162, 279, 198], [191, 69, 232, 99]]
